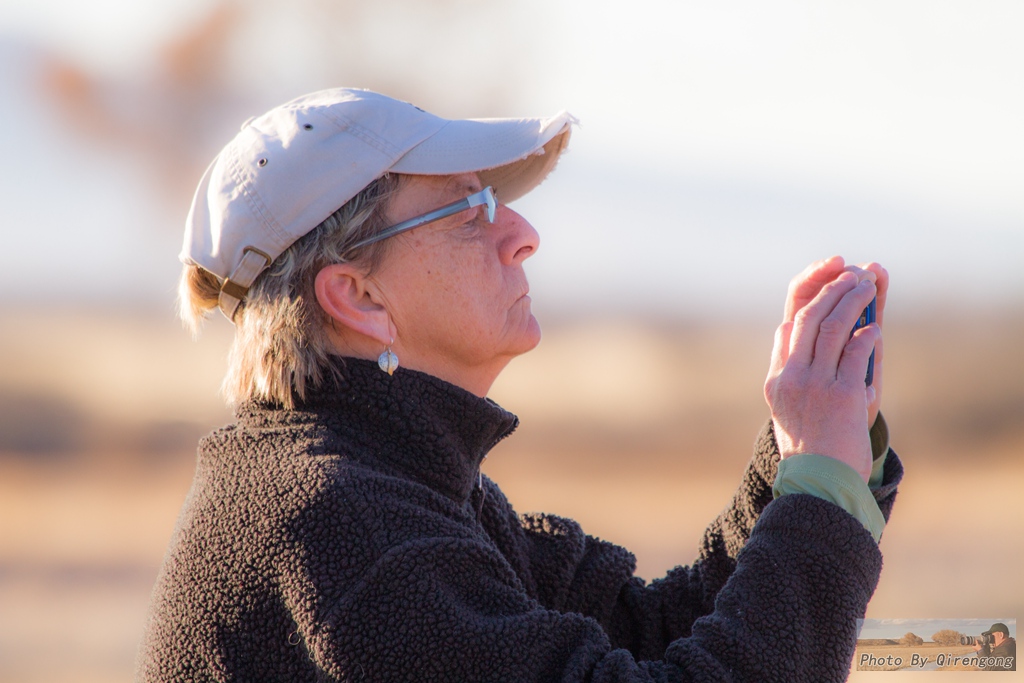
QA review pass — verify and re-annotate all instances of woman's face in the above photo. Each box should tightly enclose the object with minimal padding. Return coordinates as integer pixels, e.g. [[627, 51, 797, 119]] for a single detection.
[[367, 173, 541, 395]]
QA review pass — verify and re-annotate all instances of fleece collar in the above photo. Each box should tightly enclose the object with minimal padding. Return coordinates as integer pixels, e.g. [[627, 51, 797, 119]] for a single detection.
[[236, 357, 519, 504]]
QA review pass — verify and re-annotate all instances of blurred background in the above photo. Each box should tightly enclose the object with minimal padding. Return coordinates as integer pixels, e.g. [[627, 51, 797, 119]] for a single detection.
[[0, 0, 1021, 680]]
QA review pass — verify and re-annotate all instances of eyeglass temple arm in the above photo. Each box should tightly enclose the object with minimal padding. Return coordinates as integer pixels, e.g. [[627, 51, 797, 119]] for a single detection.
[[346, 189, 491, 252]]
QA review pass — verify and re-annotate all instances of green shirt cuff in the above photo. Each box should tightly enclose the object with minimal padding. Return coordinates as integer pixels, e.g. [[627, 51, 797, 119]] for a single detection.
[[773, 453, 887, 543]]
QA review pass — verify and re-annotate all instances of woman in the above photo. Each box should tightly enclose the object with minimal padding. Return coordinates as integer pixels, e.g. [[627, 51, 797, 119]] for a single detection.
[[139, 88, 902, 682]]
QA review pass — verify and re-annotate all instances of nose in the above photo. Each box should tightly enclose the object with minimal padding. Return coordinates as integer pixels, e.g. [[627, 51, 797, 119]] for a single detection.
[[494, 205, 540, 265]]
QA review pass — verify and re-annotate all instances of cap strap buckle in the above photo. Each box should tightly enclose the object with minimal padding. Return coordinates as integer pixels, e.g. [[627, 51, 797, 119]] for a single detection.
[[218, 246, 272, 321]]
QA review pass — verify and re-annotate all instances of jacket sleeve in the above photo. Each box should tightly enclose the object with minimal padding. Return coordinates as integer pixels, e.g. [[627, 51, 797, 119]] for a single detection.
[[497, 420, 778, 660], [505, 420, 903, 665], [296, 464, 900, 682]]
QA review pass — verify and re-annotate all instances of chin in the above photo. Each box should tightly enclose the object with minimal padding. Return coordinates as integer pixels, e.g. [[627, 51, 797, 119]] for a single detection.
[[510, 314, 542, 356], [525, 324, 543, 353]]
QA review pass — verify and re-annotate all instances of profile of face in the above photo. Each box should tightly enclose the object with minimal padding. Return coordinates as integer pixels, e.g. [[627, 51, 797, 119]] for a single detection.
[[316, 172, 542, 396]]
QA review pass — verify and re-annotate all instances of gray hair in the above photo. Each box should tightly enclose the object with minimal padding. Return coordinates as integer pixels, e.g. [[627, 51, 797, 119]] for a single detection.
[[178, 173, 401, 408]]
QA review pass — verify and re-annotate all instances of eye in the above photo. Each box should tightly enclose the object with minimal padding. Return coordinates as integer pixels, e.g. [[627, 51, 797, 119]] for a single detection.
[[473, 208, 496, 231], [456, 205, 486, 228]]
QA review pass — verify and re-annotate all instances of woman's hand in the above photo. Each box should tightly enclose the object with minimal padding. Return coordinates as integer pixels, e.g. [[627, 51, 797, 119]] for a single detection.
[[765, 258, 886, 482], [779, 256, 888, 428]]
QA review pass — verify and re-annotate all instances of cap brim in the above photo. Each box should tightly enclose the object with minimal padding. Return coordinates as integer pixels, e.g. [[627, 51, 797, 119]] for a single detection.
[[391, 113, 575, 203]]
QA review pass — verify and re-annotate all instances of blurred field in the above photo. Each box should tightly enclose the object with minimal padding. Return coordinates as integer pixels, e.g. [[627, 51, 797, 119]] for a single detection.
[[1, 305, 1022, 682]]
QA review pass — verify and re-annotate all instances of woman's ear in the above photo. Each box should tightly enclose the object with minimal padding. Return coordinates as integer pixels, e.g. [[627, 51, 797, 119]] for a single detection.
[[314, 263, 392, 345]]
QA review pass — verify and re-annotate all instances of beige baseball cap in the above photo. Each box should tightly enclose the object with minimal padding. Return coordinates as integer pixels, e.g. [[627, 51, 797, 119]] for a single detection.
[[181, 88, 575, 320]]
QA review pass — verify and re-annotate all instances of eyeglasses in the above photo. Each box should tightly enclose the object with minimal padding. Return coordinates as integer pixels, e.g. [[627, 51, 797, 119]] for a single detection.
[[346, 186, 497, 252]]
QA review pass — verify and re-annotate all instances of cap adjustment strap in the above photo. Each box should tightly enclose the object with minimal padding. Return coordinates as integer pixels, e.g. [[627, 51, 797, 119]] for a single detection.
[[218, 246, 272, 321]]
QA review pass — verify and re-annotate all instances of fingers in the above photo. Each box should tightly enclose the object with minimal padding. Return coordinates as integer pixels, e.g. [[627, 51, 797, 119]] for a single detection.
[[842, 264, 875, 285], [870, 325, 884, 371], [810, 278, 877, 375], [788, 270, 862, 367], [838, 322, 881, 389], [784, 255, 846, 322], [858, 262, 889, 328]]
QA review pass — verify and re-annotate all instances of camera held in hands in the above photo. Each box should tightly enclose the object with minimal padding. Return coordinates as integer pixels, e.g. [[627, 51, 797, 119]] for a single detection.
[[851, 296, 877, 386]]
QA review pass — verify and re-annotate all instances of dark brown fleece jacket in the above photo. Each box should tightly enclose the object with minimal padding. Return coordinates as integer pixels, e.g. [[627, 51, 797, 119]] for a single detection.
[[137, 357, 902, 682]]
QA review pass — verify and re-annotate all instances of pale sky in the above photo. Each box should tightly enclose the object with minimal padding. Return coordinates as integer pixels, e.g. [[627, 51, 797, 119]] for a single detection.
[[546, 0, 1024, 220], [1, 0, 1021, 314]]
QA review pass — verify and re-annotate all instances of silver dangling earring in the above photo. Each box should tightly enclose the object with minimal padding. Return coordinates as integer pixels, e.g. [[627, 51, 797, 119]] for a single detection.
[[378, 338, 399, 376]]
